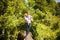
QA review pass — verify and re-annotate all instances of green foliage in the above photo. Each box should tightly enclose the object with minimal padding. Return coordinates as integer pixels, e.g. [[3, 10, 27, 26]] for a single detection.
[[0, 0, 60, 40], [55, 2, 60, 17]]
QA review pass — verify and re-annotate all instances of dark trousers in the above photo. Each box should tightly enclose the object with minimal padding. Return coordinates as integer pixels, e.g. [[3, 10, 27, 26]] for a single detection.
[[25, 23, 30, 35]]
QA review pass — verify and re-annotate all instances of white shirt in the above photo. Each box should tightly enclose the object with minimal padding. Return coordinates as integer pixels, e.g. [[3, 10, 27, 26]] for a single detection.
[[24, 15, 33, 24]]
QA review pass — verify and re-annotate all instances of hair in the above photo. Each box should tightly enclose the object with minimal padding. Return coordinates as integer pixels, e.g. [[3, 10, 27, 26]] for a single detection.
[[25, 11, 28, 14]]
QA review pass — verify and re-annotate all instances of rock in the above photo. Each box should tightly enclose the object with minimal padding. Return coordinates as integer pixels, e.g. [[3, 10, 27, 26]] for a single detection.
[[24, 32, 33, 40], [17, 30, 33, 40]]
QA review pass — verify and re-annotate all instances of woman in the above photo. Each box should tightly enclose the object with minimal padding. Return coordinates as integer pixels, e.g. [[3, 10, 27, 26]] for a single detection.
[[24, 11, 33, 36]]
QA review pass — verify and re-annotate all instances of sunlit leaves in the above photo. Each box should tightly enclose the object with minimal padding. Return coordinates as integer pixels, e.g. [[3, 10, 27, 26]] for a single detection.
[[0, 0, 60, 40]]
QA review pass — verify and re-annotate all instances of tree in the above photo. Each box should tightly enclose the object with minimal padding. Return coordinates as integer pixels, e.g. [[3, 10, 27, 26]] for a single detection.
[[55, 2, 60, 16]]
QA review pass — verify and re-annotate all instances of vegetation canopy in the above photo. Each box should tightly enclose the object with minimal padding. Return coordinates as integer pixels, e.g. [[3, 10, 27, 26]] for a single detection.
[[0, 0, 60, 40]]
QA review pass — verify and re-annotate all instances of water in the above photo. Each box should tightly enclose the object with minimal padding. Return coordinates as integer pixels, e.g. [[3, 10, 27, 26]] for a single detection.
[[25, 0, 29, 8]]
